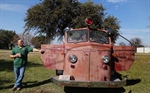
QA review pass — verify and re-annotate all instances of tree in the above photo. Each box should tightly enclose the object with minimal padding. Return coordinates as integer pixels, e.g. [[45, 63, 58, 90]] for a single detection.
[[0, 29, 17, 49], [103, 16, 120, 42], [31, 37, 41, 48], [31, 35, 48, 48], [10, 34, 20, 49], [18, 32, 33, 45], [118, 42, 127, 46], [130, 37, 144, 47], [24, 0, 120, 43]]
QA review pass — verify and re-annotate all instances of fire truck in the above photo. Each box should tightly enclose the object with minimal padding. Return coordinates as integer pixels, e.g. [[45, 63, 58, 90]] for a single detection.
[[41, 18, 135, 88]]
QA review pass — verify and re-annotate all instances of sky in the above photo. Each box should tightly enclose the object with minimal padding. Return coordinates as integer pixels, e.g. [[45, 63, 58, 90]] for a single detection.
[[0, 0, 150, 46]]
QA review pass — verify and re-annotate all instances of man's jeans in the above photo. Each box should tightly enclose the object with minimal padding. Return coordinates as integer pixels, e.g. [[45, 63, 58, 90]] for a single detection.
[[14, 66, 26, 87]]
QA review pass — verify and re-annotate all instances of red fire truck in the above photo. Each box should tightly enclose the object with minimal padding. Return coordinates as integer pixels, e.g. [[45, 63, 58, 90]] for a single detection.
[[41, 18, 135, 88]]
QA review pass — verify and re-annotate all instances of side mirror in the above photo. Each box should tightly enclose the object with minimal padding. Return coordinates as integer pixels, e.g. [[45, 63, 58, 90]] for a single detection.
[[64, 27, 70, 32], [106, 28, 112, 36]]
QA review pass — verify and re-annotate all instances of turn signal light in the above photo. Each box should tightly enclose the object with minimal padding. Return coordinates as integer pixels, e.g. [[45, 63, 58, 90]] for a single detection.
[[112, 53, 117, 57], [103, 65, 107, 70], [71, 64, 75, 68]]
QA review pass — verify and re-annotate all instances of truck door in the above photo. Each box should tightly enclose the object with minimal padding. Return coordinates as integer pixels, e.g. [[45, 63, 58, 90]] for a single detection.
[[41, 44, 65, 70], [113, 46, 135, 71]]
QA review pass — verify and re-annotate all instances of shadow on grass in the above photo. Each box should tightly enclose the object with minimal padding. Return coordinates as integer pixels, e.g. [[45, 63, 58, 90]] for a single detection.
[[22, 78, 52, 88], [126, 78, 141, 86], [0, 60, 14, 88], [0, 59, 45, 90], [0, 59, 42, 72], [0, 84, 14, 90], [0, 59, 13, 71], [64, 79, 141, 93], [0, 79, 13, 90], [64, 87, 126, 93], [0, 78, 52, 90]]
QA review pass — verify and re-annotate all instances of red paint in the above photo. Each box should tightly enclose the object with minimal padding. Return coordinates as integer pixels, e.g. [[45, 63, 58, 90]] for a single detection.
[[41, 27, 135, 87]]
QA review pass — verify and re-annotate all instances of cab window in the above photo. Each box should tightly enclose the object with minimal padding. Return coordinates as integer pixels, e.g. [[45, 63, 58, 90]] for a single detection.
[[67, 30, 88, 43], [90, 30, 109, 44]]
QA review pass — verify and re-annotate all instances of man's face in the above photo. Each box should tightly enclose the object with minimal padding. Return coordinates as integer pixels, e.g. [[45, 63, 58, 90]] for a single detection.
[[18, 39, 24, 47]]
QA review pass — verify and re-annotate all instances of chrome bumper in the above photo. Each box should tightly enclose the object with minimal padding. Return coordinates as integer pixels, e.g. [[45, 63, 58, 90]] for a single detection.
[[51, 76, 127, 88]]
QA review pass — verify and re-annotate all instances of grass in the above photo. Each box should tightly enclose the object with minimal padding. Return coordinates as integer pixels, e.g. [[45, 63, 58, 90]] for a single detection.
[[120, 53, 150, 93], [0, 50, 64, 93], [0, 50, 150, 93]]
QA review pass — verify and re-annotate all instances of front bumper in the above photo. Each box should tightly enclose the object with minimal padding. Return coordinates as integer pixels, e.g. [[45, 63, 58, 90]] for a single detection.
[[51, 76, 127, 88]]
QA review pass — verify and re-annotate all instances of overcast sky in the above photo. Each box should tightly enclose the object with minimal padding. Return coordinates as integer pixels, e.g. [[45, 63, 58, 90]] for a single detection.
[[0, 0, 150, 45]]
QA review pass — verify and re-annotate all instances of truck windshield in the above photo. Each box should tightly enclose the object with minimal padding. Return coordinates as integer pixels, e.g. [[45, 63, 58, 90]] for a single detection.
[[67, 30, 109, 44], [90, 30, 109, 44], [67, 30, 88, 43]]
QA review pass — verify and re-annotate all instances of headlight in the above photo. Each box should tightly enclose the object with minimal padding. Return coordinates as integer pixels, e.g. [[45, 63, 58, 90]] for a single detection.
[[69, 55, 78, 63], [102, 55, 110, 63]]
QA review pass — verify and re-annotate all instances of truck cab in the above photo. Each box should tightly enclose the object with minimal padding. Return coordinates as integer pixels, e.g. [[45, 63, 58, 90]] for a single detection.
[[41, 18, 135, 88]]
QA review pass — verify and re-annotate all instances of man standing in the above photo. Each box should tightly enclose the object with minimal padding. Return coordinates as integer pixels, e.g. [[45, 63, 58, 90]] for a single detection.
[[10, 39, 41, 91]]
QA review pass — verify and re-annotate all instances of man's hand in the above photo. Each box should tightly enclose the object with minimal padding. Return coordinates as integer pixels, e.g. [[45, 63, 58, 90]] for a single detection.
[[33, 48, 45, 54], [15, 53, 21, 57], [10, 53, 21, 58]]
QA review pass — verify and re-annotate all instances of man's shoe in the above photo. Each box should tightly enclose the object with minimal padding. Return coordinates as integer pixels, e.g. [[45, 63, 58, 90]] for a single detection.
[[11, 87, 17, 91], [16, 87, 21, 91]]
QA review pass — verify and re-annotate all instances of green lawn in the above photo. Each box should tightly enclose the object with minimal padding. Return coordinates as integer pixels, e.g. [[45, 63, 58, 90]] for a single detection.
[[0, 50, 64, 93], [0, 50, 150, 93]]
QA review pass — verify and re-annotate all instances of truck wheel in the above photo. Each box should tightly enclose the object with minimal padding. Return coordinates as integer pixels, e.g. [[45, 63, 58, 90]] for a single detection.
[[56, 70, 63, 76]]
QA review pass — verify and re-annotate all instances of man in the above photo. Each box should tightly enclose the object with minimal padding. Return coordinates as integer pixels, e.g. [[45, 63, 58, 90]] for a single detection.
[[10, 39, 41, 91]]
